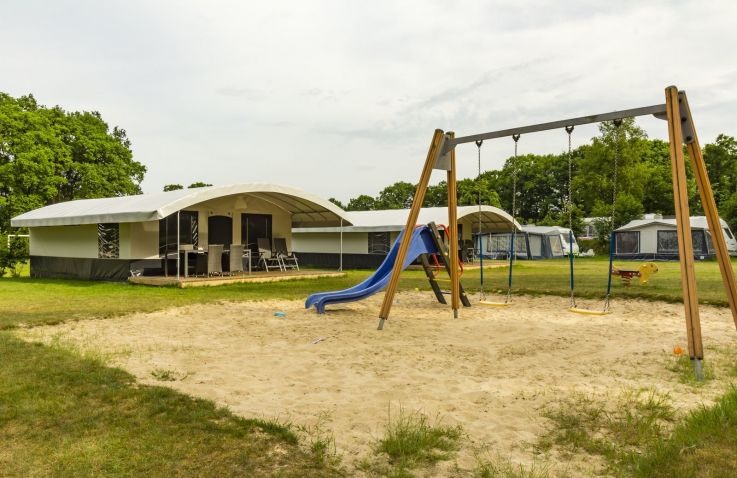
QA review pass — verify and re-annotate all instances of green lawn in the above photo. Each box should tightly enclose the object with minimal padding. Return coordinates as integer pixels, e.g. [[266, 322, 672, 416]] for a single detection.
[[2, 258, 735, 330], [2, 258, 737, 476]]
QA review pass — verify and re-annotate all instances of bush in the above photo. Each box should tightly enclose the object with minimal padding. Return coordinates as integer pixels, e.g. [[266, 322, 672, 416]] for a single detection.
[[0, 235, 29, 277]]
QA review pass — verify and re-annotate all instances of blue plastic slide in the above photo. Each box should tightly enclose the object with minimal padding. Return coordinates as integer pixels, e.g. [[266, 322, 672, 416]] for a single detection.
[[305, 225, 439, 314]]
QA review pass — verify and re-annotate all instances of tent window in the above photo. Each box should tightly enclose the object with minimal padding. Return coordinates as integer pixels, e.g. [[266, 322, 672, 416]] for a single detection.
[[692, 230, 707, 254], [657, 230, 678, 254], [159, 211, 198, 255], [98, 223, 119, 259], [616, 231, 639, 254], [368, 232, 391, 254], [549, 235, 563, 255]]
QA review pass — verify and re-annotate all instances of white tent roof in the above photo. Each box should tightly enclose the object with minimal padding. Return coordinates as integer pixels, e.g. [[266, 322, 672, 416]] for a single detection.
[[520, 225, 571, 236], [292, 205, 520, 233], [614, 216, 724, 232], [11, 183, 352, 228]]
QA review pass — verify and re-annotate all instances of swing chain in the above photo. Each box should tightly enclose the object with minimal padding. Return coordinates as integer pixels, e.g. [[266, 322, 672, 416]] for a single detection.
[[604, 119, 623, 313], [565, 125, 576, 309], [507, 134, 521, 303], [476, 140, 485, 299]]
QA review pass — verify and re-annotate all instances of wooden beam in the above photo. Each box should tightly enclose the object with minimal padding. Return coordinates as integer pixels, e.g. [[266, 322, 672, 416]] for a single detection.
[[680, 91, 737, 332], [665, 86, 704, 359], [446, 132, 460, 317], [377, 129, 445, 329]]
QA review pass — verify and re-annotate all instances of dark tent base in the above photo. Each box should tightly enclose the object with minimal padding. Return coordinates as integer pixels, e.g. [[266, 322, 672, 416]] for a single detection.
[[30, 256, 163, 281], [295, 252, 387, 270]]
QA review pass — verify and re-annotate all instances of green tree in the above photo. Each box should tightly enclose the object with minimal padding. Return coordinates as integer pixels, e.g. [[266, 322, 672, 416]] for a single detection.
[[703, 134, 737, 204], [188, 182, 212, 189], [375, 181, 416, 209], [328, 197, 345, 209], [163, 184, 184, 191], [346, 194, 376, 211], [0, 93, 145, 232]]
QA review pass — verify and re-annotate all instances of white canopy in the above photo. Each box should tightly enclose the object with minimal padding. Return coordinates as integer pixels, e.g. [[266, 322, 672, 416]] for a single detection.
[[11, 183, 352, 228], [292, 205, 520, 233]]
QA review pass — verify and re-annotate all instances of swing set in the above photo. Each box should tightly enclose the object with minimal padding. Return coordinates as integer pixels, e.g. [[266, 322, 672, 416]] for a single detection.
[[377, 86, 737, 379]]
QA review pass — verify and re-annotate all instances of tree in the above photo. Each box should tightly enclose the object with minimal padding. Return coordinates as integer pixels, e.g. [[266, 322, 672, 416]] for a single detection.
[[375, 182, 416, 209], [163, 184, 184, 191], [328, 197, 345, 209], [703, 134, 737, 204], [188, 182, 212, 188], [346, 194, 376, 211], [0, 92, 145, 232]]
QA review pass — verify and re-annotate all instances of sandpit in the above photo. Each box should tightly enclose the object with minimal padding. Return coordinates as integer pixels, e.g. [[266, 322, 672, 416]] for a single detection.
[[20, 293, 737, 475]]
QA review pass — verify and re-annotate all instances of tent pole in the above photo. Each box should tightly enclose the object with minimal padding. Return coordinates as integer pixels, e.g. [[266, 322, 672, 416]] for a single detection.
[[177, 211, 181, 281]]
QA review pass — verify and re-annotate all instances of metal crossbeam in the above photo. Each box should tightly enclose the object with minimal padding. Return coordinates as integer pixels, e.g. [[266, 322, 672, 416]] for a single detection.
[[445, 103, 667, 153]]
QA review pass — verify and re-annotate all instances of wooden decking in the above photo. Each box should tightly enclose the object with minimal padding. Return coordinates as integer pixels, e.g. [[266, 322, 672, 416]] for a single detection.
[[128, 270, 346, 288]]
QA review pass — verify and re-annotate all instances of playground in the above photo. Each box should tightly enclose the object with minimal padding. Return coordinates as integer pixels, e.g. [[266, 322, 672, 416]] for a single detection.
[[21, 288, 737, 475]]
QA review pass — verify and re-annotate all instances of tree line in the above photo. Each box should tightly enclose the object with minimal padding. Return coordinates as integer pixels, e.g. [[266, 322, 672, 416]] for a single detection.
[[331, 119, 737, 240]]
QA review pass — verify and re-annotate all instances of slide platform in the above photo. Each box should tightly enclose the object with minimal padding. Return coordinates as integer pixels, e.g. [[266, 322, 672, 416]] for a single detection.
[[305, 225, 439, 314]]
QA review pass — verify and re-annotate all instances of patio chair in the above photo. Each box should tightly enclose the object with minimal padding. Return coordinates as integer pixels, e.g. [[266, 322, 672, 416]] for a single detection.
[[257, 238, 283, 272], [229, 244, 245, 275], [273, 237, 299, 271], [207, 244, 224, 276]]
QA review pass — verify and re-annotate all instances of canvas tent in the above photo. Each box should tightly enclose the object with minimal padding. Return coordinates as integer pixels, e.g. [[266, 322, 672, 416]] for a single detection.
[[11, 184, 351, 280], [613, 216, 737, 260], [291, 205, 520, 269], [481, 225, 579, 260]]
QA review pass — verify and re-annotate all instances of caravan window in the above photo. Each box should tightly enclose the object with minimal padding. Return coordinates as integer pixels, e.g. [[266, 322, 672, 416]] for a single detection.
[[657, 230, 678, 254], [615, 231, 639, 254], [724, 227, 734, 240]]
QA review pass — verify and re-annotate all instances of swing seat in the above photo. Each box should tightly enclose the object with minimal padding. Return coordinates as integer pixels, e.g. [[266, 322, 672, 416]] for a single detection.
[[479, 300, 510, 307], [569, 307, 610, 316]]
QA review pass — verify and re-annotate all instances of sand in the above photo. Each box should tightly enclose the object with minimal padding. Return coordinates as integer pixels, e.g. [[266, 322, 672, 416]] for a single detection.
[[20, 292, 737, 475]]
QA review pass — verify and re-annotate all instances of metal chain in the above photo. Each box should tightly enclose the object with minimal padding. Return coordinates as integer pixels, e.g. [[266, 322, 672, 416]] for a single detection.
[[604, 120, 623, 312], [475, 139, 484, 299], [565, 125, 575, 308], [507, 134, 521, 303]]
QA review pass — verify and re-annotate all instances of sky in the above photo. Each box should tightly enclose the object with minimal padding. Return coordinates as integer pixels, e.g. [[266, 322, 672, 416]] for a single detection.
[[2, 0, 736, 202]]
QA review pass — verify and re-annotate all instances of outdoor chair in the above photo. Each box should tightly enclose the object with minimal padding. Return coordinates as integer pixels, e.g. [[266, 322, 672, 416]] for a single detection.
[[257, 238, 283, 272], [207, 244, 224, 276], [273, 237, 299, 271], [229, 244, 245, 275]]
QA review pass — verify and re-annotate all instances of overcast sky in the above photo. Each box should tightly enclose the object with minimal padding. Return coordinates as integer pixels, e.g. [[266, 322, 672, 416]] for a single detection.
[[2, 0, 736, 202]]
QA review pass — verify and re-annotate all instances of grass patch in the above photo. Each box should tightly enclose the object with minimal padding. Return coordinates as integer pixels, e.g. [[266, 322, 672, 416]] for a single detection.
[[666, 353, 715, 385], [150, 368, 180, 382], [537, 388, 675, 472], [473, 453, 552, 478], [624, 386, 737, 477], [361, 408, 464, 476], [0, 332, 341, 477]]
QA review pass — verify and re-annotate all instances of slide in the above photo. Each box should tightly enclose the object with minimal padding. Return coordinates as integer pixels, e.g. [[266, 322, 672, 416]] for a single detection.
[[305, 225, 439, 314]]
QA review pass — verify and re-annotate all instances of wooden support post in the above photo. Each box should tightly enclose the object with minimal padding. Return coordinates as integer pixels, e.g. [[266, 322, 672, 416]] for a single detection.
[[665, 86, 704, 362], [446, 132, 460, 318], [680, 91, 737, 332], [377, 129, 445, 330]]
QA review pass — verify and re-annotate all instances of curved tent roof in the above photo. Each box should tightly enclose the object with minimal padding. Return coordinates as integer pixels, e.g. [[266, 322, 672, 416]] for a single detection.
[[11, 183, 352, 228], [292, 205, 520, 233]]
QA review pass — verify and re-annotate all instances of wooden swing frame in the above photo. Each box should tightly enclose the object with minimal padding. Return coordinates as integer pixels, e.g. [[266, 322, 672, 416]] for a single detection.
[[377, 86, 737, 377]]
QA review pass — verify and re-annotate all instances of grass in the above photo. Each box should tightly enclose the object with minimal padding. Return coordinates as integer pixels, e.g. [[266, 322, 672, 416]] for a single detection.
[[625, 386, 737, 477], [3, 257, 737, 330], [666, 353, 715, 385], [537, 388, 675, 473], [0, 332, 342, 477], [360, 408, 464, 477]]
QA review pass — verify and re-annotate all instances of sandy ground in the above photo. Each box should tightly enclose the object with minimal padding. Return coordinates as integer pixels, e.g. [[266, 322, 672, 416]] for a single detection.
[[20, 292, 737, 475]]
